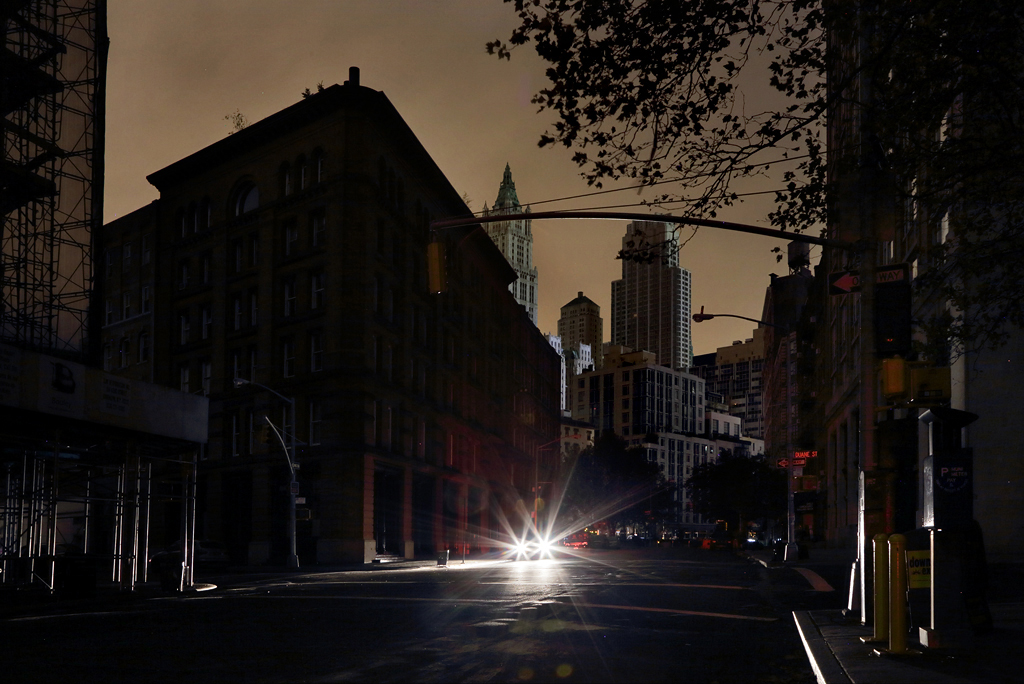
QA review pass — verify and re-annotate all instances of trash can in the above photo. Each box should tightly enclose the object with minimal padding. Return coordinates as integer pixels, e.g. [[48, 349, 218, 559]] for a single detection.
[[436, 550, 449, 566]]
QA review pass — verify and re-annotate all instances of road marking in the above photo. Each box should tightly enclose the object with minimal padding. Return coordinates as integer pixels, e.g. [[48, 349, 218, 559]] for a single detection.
[[477, 582, 750, 591], [572, 602, 778, 622], [200, 594, 776, 621], [793, 567, 835, 592]]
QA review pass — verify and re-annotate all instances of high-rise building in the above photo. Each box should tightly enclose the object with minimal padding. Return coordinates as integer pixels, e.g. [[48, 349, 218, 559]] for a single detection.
[[482, 165, 538, 325], [571, 346, 715, 537], [557, 291, 603, 369], [611, 221, 692, 371], [691, 330, 765, 439]]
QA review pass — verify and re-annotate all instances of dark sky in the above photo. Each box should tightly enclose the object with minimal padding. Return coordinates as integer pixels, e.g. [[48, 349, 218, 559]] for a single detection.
[[105, 1, 815, 356]]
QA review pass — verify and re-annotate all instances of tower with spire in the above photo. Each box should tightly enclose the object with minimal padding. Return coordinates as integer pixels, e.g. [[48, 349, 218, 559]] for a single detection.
[[482, 164, 538, 325]]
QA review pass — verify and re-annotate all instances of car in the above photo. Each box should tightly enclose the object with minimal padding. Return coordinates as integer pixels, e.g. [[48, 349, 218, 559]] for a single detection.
[[561, 533, 589, 549], [512, 534, 558, 560]]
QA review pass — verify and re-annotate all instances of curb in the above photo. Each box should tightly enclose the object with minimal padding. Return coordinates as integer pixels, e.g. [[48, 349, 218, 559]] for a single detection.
[[793, 610, 852, 684]]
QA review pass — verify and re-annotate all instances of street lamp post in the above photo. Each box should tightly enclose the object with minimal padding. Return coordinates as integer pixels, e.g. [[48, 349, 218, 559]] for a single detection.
[[692, 308, 798, 561], [233, 377, 299, 569]]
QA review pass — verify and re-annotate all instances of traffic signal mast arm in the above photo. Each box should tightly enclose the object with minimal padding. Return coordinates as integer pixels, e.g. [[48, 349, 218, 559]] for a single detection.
[[430, 210, 855, 251]]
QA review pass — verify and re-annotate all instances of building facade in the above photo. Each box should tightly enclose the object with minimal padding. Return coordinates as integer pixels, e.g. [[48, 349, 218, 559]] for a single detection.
[[558, 291, 603, 369], [99, 71, 561, 566], [611, 221, 692, 371], [482, 164, 538, 325], [570, 346, 714, 536], [691, 330, 766, 439]]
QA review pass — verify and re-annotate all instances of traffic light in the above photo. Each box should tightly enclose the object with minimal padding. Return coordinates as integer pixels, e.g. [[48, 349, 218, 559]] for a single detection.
[[427, 241, 447, 293], [875, 281, 912, 356]]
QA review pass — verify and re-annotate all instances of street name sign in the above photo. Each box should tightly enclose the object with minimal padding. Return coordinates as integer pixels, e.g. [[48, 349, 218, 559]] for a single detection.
[[829, 264, 909, 295]]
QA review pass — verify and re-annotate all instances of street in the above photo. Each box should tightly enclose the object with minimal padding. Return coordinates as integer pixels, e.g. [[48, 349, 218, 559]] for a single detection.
[[1, 547, 837, 683]]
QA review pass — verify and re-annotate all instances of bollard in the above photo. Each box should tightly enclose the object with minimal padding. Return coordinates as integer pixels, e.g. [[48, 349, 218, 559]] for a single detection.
[[863, 533, 889, 643], [889, 533, 908, 654]]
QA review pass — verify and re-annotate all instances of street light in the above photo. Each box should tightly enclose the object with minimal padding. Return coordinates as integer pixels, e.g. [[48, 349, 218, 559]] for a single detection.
[[233, 377, 299, 569], [691, 308, 799, 562]]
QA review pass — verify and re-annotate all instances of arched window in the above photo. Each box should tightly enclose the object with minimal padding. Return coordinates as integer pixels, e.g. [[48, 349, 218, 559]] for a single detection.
[[176, 208, 187, 238], [189, 201, 199, 233], [297, 154, 307, 190], [234, 182, 259, 216]]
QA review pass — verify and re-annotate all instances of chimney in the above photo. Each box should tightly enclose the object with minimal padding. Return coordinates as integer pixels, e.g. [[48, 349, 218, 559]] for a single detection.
[[578, 291, 583, 298], [346, 66, 360, 87]]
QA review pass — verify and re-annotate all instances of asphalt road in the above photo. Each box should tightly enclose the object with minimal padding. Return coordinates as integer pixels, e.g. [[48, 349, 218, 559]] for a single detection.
[[2, 547, 831, 683]]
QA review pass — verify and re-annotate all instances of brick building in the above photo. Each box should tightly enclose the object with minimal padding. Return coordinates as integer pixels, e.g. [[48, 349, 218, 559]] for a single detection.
[[99, 69, 561, 565]]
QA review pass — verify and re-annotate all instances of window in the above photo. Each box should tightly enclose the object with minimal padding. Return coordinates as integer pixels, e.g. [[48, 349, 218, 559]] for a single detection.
[[246, 410, 255, 454], [310, 332, 323, 372], [231, 414, 240, 457], [311, 272, 324, 309], [311, 211, 326, 246], [233, 240, 243, 273], [283, 339, 295, 377], [179, 313, 190, 345], [141, 286, 151, 313], [249, 346, 258, 380], [179, 364, 190, 393], [314, 148, 324, 183], [119, 337, 130, 368], [201, 306, 212, 340], [202, 254, 211, 285], [201, 360, 212, 396], [298, 156, 308, 190], [281, 163, 292, 196], [233, 295, 243, 330], [123, 242, 132, 270], [105, 299, 115, 325], [249, 291, 258, 327], [235, 182, 259, 216], [141, 234, 152, 265], [285, 221, 298, 256], [309, 399, 322, 445], [122, 292, 131, 319], [249, 234, 259, 267], [283, 280, 296, 316], [103, 344, 112, 371], [231, 349, 242, 381], [138, 332, 150, 363], [179, 260, 189, 290]]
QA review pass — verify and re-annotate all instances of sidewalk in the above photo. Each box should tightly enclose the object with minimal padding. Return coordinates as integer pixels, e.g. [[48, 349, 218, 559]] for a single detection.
[[746, 547, 1024, 684]]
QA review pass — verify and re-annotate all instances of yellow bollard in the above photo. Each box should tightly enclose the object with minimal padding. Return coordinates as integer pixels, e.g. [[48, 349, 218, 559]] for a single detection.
[[863, 533, 889, 643], [889, 533, 908, 654]]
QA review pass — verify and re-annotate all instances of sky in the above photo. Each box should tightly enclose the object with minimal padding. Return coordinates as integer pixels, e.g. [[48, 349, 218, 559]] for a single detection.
[[105, 0, 814, 357]]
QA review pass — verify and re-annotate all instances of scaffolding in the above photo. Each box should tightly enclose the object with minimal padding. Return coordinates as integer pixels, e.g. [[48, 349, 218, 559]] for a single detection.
[[2, 0, 106, 359], [0, 420, 200, 595]]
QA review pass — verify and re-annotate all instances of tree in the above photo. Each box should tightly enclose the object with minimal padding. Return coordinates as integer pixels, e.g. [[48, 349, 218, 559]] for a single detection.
[[684, 451, 786, 541], [559, 432, 671, 533], [223, 109, 249, 133], [489, 0, 1024, 355]]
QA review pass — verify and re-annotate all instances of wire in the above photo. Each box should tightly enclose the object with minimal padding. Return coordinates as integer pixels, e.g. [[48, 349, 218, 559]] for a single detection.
[[475, 154, 812, 215]]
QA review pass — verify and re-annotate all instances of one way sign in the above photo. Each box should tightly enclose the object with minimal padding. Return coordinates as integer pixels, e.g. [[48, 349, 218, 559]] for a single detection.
[[829, 264, 909, 295]]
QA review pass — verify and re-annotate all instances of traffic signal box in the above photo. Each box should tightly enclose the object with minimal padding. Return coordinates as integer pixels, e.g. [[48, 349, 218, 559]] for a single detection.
[[880, 358, 951, 406], [427, 241, 447, 293], [875, 280, 912, 356]]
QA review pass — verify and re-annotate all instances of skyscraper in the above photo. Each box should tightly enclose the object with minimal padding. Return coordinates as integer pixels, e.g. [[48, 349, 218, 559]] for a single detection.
[[482, 164, 538, 325], [610, 221, 692, 371], [557, 291, 603, 369]]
